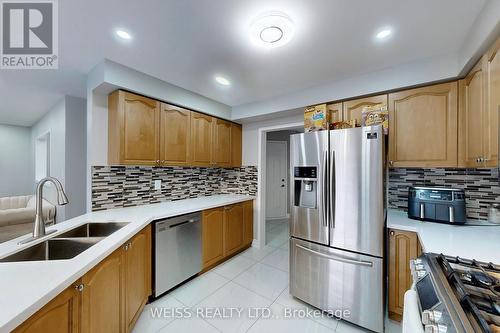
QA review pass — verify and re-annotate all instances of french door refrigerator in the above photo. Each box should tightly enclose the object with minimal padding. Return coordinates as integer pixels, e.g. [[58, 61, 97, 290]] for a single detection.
[[289, 125, 385, 333]]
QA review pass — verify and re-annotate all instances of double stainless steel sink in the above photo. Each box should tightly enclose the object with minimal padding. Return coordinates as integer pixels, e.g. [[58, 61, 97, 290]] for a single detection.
[[0, 222, 129, 263]]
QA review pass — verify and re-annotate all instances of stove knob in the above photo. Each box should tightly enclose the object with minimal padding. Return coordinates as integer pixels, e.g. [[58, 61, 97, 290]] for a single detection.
[[422, 310, 443, 325], [414, 258, 423, 264], [415, 264, 425, 270], [425, 324, 447, 333], [433, 311, 443, 322], [422, 310, 433, 325], [416, 270, 427, 279]]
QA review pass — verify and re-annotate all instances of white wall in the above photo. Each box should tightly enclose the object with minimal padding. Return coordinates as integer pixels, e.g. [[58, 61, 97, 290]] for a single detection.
[[31, 99, 66, 221], [0, 125, 33, 197], [31, 96, 87, 222], [64, 96, 87, 219], [242, 113, 304, 166]]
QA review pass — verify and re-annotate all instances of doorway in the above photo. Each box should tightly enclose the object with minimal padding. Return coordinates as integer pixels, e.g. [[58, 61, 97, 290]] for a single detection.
[[264, 129, 301, 247]]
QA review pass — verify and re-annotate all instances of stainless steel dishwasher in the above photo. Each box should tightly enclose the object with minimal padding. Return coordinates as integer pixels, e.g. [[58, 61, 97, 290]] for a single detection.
[[154, 212, 202, 297]]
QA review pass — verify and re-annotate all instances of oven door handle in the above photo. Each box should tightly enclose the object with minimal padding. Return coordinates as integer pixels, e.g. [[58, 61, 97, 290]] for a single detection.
[[295, 244, 373, 267]]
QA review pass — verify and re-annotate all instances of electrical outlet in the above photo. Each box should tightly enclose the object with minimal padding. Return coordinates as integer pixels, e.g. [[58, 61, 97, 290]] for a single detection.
[[154, 179, 162, 190]]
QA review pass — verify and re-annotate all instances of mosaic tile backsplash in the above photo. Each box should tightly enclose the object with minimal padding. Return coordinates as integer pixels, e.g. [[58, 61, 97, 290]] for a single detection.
[[92, 166, 258, 211], [388, 168, 500, 220]]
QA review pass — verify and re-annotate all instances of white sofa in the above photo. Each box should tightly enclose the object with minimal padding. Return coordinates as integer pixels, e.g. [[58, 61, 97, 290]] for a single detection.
[[0, 195, 56, 243]]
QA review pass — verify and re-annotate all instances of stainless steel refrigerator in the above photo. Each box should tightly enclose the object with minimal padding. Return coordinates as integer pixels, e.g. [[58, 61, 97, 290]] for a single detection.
[[289, 125, 385, 333]]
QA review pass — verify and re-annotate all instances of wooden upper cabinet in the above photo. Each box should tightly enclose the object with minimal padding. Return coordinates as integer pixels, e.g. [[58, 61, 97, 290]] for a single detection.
[[81, 249, 123, 333], [109, 91, 160, 165], [213, 118, 232, 167], [190, 112, 214, 166], [231, 123, 242, 167], [343, 94, 387, 125], [459, 60, 484, 167], [388, 229, 421, 321], [223, 203, 244, 257], [125, 226, 151, 331], [484, 37, 500, 167], [13, 286, 80, 333], [202, 208, 224, 269], [388, 82, 458, 167], [160, 104, 191, 166], [327, 102, 343, 123]]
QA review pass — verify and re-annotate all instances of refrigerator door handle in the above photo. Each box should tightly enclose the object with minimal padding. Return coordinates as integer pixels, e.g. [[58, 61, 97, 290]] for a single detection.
[[295, 244, 373, 267], [329, 150, 336, 229], [322, 150, 328, 227]]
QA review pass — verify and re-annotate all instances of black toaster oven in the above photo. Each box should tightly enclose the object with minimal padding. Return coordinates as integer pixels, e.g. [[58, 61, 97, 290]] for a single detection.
[[407, 187, 466, 224]]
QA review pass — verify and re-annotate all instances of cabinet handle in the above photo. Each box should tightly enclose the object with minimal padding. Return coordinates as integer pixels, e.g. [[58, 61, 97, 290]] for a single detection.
[[390, 230, 395, 236], [75, 284, 84, 292], [389, 161, 394, 166], [128, 242, 132, 249], [124, 244, 129, 251]]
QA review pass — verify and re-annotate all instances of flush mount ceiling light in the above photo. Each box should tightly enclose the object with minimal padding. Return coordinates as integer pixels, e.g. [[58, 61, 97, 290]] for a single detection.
[[115, 29, 132, 40], [375, 28, 393, 40], [250, 12, 294, 48], [215, 76, 231, 86]]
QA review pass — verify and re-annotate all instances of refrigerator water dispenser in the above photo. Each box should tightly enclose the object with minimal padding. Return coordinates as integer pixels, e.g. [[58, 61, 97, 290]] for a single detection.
[[293, 167, 317, 209]]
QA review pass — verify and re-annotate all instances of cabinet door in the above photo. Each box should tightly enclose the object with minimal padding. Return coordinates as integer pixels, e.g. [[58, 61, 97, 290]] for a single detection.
[[224, 203, 244, 256], [388, 229, 420, 322], [343, 94, 387, 125], [459, 60, 484, 167], [160, 104, 191, 166], [13, 286, 80, 333], [112, 91, 160, 165], [213, 118, 232, 167], [484, 37, 500, 167], [243, 200, 254, 247], [327, 102, 343, 123], [202, 208, 224, 269], [191, 112, 214, 166], [388, 82, 458, 167], [125, 226, 151, 331], [231, 123, 242, 167], [81, 249, 123, 333]]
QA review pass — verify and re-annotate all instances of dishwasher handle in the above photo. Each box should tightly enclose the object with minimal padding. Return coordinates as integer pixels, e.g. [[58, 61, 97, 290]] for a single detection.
[[169, 218, 199, 229], [155, 212, 201, 233]]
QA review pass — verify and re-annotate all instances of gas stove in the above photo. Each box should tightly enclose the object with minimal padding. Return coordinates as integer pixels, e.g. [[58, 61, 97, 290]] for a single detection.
[[408, 253, 500, 333]]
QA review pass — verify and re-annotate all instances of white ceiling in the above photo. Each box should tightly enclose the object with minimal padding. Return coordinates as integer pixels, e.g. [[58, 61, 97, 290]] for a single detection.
[[0, 0, 488, 126]]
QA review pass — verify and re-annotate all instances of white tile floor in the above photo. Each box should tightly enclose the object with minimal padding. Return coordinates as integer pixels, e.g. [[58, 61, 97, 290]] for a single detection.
[[133, 220, 402, 333]]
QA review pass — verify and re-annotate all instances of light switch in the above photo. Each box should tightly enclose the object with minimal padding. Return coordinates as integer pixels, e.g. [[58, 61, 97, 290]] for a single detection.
[[154, 180, 162, 190]]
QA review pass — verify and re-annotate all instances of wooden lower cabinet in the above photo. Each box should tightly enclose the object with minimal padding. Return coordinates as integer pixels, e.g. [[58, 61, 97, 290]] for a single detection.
[[81, 249, 123, 333], [125, 226, 151, 331], [388, 228, 422, 321], [242, 200, 254, 246], [16, 225, 152, 333], [13, 286, 80, 333], [202, 201, 253, 270], [202, 207, 225, 270], [223, 204, 244, 256]]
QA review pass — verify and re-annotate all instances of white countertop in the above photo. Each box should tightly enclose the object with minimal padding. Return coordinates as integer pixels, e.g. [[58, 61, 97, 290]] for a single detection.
[[387, 209, 500, 263], [0, 194, 254, 333]]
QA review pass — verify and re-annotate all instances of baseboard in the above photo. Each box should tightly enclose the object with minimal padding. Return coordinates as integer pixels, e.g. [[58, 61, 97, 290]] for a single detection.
[[251, 239, 259, 248]]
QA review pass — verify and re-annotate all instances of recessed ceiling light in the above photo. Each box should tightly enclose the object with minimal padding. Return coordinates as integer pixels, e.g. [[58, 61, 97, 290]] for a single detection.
[[116, 29, 132, 40], [376, 28, 392, 40], [250, 12, 294, 48], [215, 76, 231, 86]]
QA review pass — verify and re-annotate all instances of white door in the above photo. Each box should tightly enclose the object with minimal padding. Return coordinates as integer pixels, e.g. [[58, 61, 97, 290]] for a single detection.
[[266, 140, 288, 219]]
